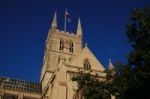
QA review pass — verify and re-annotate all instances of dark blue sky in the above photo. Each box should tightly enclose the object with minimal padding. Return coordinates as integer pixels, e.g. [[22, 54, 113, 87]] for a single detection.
[[0, 0, 149, 83]]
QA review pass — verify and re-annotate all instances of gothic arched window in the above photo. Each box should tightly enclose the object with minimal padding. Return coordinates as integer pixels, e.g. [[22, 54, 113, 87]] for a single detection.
[[69, 41, 74, 53], [59, 39, 64, 51], [83, 59, 91, 70]]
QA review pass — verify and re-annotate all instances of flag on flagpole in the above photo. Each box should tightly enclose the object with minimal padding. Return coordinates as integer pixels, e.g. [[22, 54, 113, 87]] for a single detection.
[[64, 9, 71, 32], [65, 10, 71, 22]]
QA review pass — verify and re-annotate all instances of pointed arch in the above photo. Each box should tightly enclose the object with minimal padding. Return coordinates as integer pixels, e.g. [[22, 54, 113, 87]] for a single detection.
[[83, 58, 91, 70]]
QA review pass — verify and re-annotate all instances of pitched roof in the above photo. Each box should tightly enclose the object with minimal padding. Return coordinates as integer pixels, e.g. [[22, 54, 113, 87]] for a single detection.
[[67, 46, 105, 71]]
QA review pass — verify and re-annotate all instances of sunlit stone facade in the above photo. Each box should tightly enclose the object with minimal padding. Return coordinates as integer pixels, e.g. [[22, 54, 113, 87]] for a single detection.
[[40, 12, 106, 99]]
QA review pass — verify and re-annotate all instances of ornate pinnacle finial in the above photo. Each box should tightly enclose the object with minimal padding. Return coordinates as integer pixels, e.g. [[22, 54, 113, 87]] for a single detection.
[[51, 11, 57, 29], [108, 58, 114, 70], [77, 18, 82, 36], [109, 58, 111, 63], [85, 43, 88, 47]]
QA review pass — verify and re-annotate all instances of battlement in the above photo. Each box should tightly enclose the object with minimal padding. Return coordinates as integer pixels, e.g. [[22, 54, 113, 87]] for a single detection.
[[54, 29, 76, 36]]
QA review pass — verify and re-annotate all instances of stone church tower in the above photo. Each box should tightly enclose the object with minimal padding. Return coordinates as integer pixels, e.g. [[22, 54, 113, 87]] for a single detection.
[[0, 11, 115, 99], [40, 12, 106, 99]]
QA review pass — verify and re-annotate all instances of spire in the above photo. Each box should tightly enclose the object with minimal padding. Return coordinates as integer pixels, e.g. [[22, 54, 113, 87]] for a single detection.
[[51, 11, 57, 29], [77, 18, 82, 36], [108, 58, 114, 70]]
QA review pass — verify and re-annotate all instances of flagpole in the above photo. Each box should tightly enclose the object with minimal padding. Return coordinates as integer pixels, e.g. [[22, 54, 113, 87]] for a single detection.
[[64, 9, 67, 32]]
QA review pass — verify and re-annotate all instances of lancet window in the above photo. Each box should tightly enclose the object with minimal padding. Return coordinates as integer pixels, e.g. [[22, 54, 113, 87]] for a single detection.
[[69, 41, 74, 53], [83, 59, 91, 70], [59, 39, 64, 51]]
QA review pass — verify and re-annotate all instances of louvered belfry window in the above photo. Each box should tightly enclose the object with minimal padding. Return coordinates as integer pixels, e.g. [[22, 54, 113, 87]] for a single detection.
[[59, 39, 64, 51]]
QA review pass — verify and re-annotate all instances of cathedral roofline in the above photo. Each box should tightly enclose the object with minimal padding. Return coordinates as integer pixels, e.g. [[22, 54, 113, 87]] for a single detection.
[[0, 76, 41, 94]]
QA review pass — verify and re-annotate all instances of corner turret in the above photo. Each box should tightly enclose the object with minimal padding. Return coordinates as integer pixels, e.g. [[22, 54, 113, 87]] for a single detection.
[[51, 12, 57, 29], [76, 18, 82, 36]]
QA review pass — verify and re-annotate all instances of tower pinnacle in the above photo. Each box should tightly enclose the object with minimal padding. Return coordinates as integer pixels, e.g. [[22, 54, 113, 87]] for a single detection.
[[51, 12, 57, 29], [77, 18, 82, 36], [108, 58, 114, 70]]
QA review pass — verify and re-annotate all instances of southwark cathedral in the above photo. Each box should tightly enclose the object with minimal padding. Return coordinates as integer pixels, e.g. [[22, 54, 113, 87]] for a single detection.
[[0, 12, 114, 99]]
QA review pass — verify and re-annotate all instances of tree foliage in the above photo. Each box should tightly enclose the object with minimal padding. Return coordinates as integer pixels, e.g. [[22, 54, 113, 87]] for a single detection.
[[126, 6, 150, 99], [72, 72, 111, 99], [110, 6, 150, 99], [71, 6, 150, 99]]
